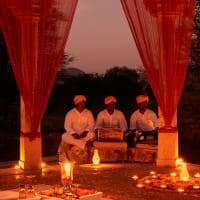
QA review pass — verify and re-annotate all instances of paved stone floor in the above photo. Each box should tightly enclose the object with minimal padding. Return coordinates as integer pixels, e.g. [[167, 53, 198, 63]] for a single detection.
[[0, 161, 200, 200]]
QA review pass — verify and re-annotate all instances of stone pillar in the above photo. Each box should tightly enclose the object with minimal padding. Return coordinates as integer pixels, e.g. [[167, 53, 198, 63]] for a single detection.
[[156, 108, 178, 167], [19, 97, 42, 170], [18, 16, 42, 170]]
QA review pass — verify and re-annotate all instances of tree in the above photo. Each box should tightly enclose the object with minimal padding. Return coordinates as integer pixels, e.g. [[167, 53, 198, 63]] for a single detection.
[[55, 52, 75, 84], [60, 52, 75, 69], [182, 0, 200, 91], [189, 0, 200, 71], [104, 66, 140, 95]]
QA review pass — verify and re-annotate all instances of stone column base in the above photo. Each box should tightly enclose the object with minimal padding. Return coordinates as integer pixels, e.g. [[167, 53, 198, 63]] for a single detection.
[[19, 136, 42, 170], [156, 130, 178, 167], [156, 158, 177, 167]]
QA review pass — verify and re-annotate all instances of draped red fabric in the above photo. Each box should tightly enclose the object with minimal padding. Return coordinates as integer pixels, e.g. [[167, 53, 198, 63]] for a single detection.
[[0, 0, 78, 138], [121, 0, 195, 129]]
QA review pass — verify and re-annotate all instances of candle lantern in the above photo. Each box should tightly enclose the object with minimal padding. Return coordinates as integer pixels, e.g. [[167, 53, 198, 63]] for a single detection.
[[60, 161, 73, 194], [92, 149, 100, 165]]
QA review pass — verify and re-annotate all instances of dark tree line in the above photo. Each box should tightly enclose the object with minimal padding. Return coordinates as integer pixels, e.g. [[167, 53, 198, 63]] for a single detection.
[[188, 0, 200, 72], [43, 66, 152, 133]]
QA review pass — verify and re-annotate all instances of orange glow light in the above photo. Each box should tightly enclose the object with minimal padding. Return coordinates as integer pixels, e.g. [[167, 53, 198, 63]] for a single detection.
[[92, 149, 100, 165]]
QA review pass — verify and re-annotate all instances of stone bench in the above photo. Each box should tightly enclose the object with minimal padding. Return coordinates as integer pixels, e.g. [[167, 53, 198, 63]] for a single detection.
[[128, 143, 157, 163], [93, 141, 127, 162], [58, 142, 91, 164]]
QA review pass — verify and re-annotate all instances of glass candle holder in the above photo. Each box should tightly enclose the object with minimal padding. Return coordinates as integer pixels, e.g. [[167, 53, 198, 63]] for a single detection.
[[60, 161, 74, 194], [92, 149, 100, 165]]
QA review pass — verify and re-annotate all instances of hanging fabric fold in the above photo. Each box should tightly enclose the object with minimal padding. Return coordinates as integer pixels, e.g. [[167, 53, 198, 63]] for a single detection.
[[0, 0, 78, 139], [121, 0, 195, 129]]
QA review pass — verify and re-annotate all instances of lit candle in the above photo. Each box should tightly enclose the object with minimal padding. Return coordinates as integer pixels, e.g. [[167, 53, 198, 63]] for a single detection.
[[150, 171, 156, 175], [64, 163, 71, 178], [60, 162, 73, 193], [42, 171, 46, 177], [170, 172, 177, 177], [177, 188, 184, 193], [152, 175, 158, 179], [160, 184, 167, 189], [132, 175, 138, 180], [92, 149, 100, 165], [193, 185, 200, 189], [136, 184, 144, 188], [41, 162, 46, 168], [176, 158, 184, 166], [176, 158, 189, 181], [194, 173, 200, 178], [14, 164, 20, 169], [144, 180, 151, 184], [60, 161, 73, 184], [180, 162, 189, 181], [15, 175, 20, 180]]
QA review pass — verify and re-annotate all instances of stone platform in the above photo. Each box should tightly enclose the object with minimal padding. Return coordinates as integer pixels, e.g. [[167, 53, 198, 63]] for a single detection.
[[0, 158, 200, 200]]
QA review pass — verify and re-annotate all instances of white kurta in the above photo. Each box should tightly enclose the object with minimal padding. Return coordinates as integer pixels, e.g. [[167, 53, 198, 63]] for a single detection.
[[62, 108, 95, 149], [130, 109, 158, 131], [95, 109, 128, 132]]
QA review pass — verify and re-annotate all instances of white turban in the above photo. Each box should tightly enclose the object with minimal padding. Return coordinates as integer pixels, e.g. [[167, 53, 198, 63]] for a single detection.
[[104, 96, 117, 105], [73, 95, 86, 105], [136, 95, 149, 104]]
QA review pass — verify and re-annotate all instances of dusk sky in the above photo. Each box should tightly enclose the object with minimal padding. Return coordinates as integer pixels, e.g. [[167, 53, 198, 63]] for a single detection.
[[66, 0, 142, 74]]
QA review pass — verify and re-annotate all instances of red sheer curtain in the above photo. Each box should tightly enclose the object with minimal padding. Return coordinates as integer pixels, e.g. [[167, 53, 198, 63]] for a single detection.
[[0, 0, 78, 138], [121, 0, 195, 130]]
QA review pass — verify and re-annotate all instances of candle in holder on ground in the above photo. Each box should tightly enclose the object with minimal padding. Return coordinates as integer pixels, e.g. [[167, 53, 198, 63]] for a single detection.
[[92, 149, 100, 165], [60, 162, 73, 193]]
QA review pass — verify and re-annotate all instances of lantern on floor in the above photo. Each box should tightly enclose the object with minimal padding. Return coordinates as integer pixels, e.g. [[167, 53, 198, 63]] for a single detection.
[[60, 161, 73, 193], [92, 149, 100, 165], [176, 158, 190, 181]]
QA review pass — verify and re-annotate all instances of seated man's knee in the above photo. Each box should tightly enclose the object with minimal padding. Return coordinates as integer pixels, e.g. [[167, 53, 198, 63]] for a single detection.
[[61, 133, 67, 141]]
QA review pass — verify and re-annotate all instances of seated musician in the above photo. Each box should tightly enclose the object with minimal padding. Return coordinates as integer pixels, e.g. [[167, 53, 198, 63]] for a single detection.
[[130, 94, 158, 142], [95, 96, 128, 141], [60, 95, 95, 151]]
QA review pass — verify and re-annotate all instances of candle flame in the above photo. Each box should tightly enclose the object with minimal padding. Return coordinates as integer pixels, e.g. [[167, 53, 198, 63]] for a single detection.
[[160, 184, 167, 189], [170, 172, 177, 177], [193, 185, 200, 189], [176, 158, 183, 166], [15, 175, 20, 180], [132, 175, 138, 180], [150, 171, 156, 175], [14, 164, 20, 169], [152, 175, 158, 179], [64, 163, 71, 177], [144, 180, 151, 184], [136, 184, 144, 188], [60, 161, 73, 186], [177, 188, 184, 193], [41, 162, 46, 168], [194, 173, 200, 178]]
